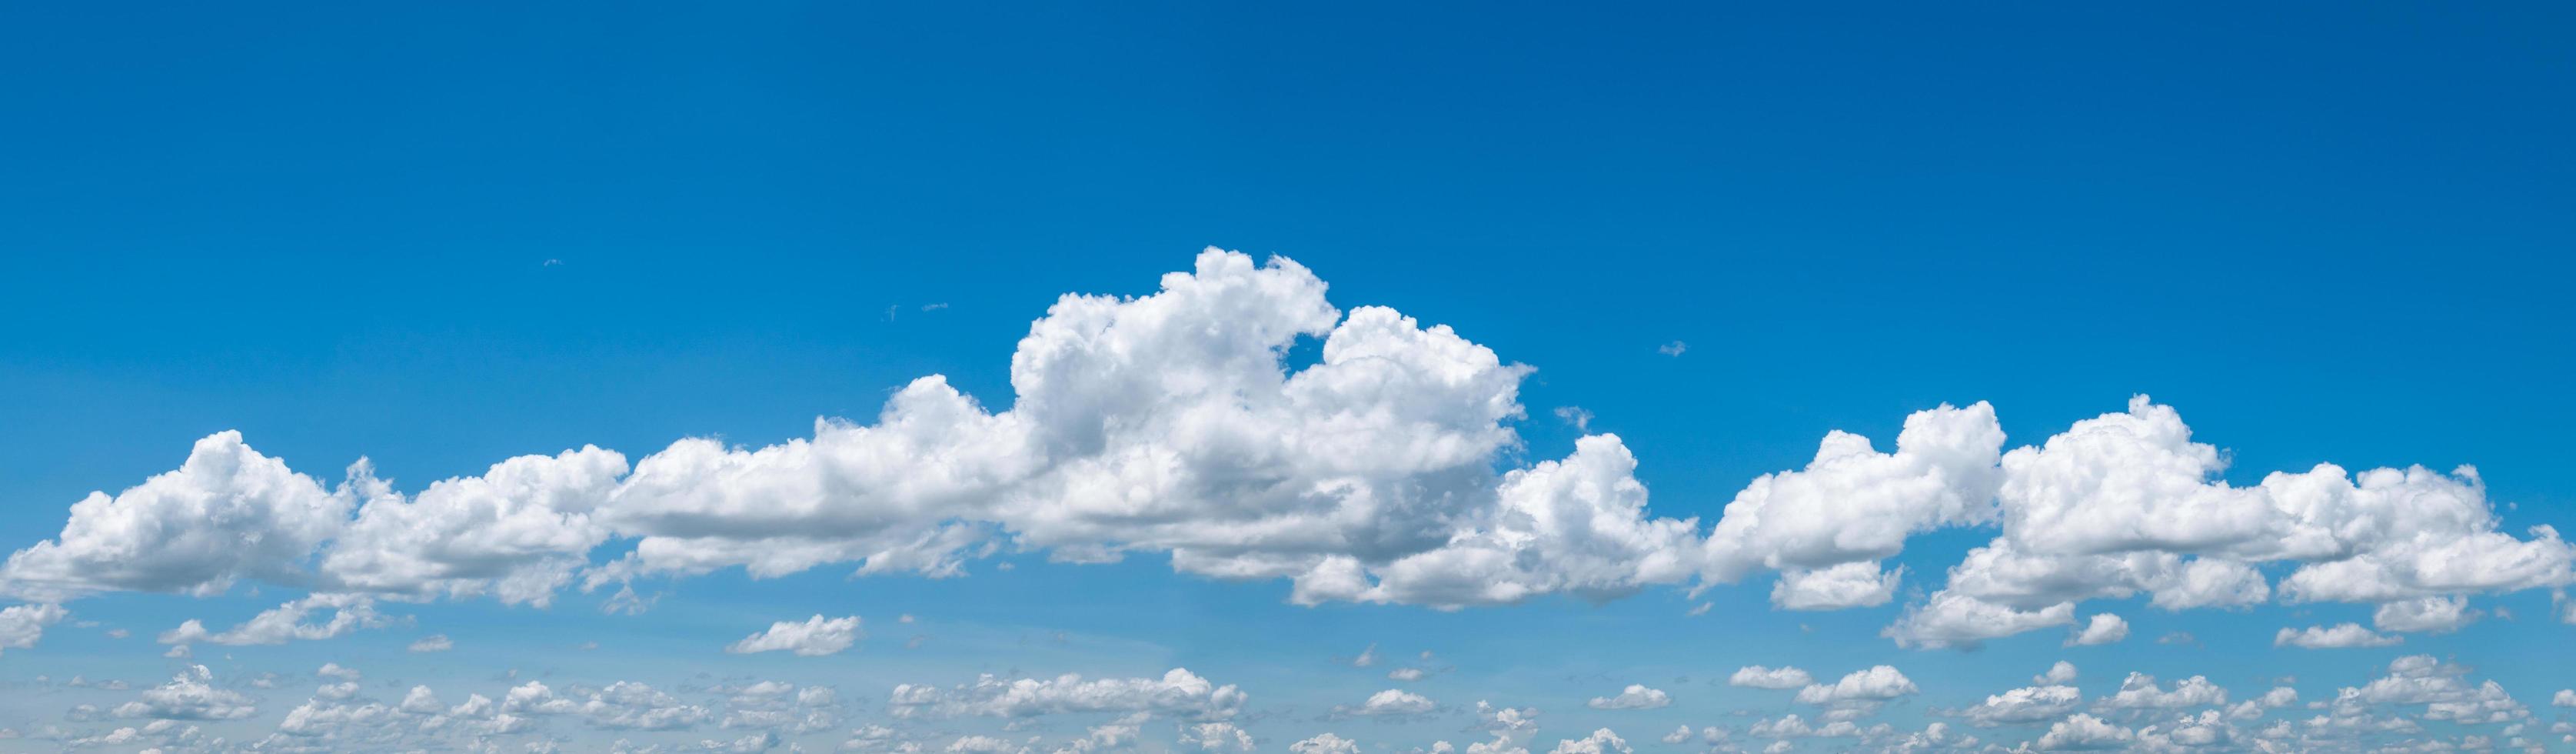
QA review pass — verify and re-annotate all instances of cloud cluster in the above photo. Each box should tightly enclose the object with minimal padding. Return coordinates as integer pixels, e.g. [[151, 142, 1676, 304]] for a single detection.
[[726, 615, 863, 656], [2, 249, 2568, 654], [887, 668, 1246, 720]]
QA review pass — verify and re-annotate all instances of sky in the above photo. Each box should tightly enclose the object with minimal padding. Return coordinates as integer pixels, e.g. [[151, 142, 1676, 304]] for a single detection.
[[2, 2, 2574, 752]]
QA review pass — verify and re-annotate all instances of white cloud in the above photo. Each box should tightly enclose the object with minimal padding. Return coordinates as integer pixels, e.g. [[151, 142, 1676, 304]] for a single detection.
[[1547, 729, 1630, 754], [0, 602, 67, 656], [888, 668, 1245, 720], [2552, 689, 2574, 708], [2064, 613, 2127, 646], [2372, 596, 2479, 634], [0, 432, 352, 600], [2, 251, 1720, 612], [1962, 685, 2082, 726], [1794, 666, 1917, 705], [1729, 666, 1814, 690], [2033, 714, 2131, 750], [1882, 592, 2073, 649], [2036, 662, 2078, 685], [1703, 403, 2003, 584], [1586, 685, 1669, 710], [2095, 672, 2228, 710], [155, 593, 389, 646], [726, 615, 862, 656], [1180, 722, 1254, 752], [1290, 732, 1360, 754], [1350, 689, 1435, 716], [1770, 562, 1903, 610], [2274, 623, 2402, 649], [408, 634, 453, 652], [113, 666, 257, 720]]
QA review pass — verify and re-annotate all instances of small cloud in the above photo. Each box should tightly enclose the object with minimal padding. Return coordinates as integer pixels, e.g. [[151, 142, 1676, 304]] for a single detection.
[[1658, 341, 1687, 356], [920, 302, 950, 312], [1687, 602, 1712, 616], [2155, 631, 2197, 646], [542, 259, 563, 267], [408, 635, 453, 653], [1553, 406, 1594, 432]]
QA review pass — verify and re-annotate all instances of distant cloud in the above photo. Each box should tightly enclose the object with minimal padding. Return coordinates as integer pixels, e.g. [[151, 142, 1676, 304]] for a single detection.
[[1587, 684, 1671, 709], [727, 615, 862, 656], [1553, 406, 1593, 432], [408, 634, 453, 652], [1657, 341, 1687, 356], [2065, 614, 2128, 646], [2274, 623, 2401, 649]]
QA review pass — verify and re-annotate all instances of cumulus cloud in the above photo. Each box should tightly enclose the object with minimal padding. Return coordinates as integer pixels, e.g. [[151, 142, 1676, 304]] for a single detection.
[[1794, 666, 1917, 705], [114, 666, 257, 720], [4, 253, 2570, 657], [155, 593, 390, 646], [1586, 686, 1670, 710], [408, 634, 453, 652], [1770, 562, 1903, 610], [726, 615, 862, 656], [2064, 613, 2127, 646], [1729, 666, 1814, 690], [2371, 596, 2480, 634], [1347, 689, 1436, 716], [1703, 403, 2004, 583], [1962, 685, 2083, 726], [2035, 662, 2078, 685], [887, 668, 1245, 720], [1290, 732, 1360, 754], [1892, 395, 2571, 648], [2274, 623, 2402, 649], [1547, 729, 1631, 754], [0, 250, 1719, 612], [0, 602, 67, 656], [2034, 714, 2131, 750], [2095, 673, 2228, 710]]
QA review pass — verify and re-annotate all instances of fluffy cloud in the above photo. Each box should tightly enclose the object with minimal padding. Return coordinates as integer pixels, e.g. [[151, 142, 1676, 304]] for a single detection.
[[408, 634, 453, 652], [155, 593, 390, 646], [2035, 662, 2078, 685], [1892, 396, 2571, 648], [2033, 714, 2131, 750], [2095, 673, 2227, 710], [1349, 689, 1436, 716], [2371, 596, 2479, 634], [1769, 562, 1903, 610], [114, 666, 258, 720], [0, 432, 351, 600], [1180, 722, 1255, 752], [1702, 403, 2004, 582], [1586, 686, 1669, 710], [1882, 592, 2073, 649], [0, 250, 1716, 612], [1729, 666, 1813, 690], [725, 615, 863, 656], [2274, 623, 2402, 649], [1962, 685, 2082, 726], [887, 668, 1245, 720], [1794, 666, 1917, 705], [0, 602, 67, 656], [1546, 729, 1630, 754], [2064, 614, 2126, 646], [1290, 732, 1360, 754], [5, 253, 2571, 656]]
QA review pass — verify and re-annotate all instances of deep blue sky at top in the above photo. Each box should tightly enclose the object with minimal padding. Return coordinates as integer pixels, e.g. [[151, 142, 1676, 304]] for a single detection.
[[3, 2, 2571, 538]]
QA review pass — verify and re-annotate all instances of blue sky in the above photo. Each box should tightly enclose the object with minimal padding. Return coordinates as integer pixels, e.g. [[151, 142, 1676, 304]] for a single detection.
[[2, 2, 2574, 752]]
